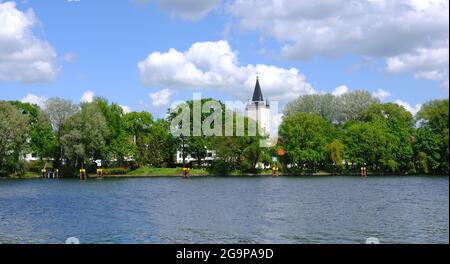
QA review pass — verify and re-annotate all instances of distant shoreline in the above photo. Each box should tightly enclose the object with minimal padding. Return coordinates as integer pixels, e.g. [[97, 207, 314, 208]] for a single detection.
[[3, 172, 448, 180]]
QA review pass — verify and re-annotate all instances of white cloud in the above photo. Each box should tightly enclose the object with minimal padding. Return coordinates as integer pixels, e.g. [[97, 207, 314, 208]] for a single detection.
[[150, 88, 173, 107], [138, 40, 315, 103], [0, 2, 58, 83], [120, 105, 132, 114], [227, 0, 449, 86], [386, 46, 449, 86], [372, 89, 391, 100], [395, 100, 422, 115], [156, 0, 220, 20], [332, 85, 349, 96], [21, 93, 47, 109], [80, 90, 95, 103]]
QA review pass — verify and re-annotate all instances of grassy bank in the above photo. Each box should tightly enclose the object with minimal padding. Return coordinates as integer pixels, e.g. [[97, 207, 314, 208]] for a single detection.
[[102, 167, 275, 177]]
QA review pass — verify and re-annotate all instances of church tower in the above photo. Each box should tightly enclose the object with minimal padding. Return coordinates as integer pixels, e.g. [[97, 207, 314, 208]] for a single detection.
[[246, 76, 270, 135]]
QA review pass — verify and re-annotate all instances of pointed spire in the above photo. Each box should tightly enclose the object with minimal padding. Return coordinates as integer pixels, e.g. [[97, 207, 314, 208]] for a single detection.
[[252, 76, 264, 102]]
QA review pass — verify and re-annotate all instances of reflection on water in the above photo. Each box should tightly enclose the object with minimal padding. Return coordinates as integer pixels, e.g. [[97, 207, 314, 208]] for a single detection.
[[0, 176, 448, 244]]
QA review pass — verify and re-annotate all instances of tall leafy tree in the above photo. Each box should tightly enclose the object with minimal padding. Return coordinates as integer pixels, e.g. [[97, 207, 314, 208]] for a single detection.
[[123, 111, 153, 167], [337, 91, 380, 123], [60, 102, 108, 173], [415, 99, 449, 173], [44, 98, 78, 168], [360, 103, 415, 172], [343, 121, 391, 171], [0, 102, 28, 176], [168, 98, 222, 167], [10, 101, 56, 159], [325, 140, 345, 172], [92, 97, 133, 166], [279, 112, 333, 171], [283, 91, 379, 124]]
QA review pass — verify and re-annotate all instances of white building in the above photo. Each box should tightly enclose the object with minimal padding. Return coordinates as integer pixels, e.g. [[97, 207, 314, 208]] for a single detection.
[[246, 76, 270, 136], [175, 150, 216, 165]]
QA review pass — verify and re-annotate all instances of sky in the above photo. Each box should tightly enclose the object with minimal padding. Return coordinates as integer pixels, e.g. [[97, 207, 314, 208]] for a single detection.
[[0, 0, 449, 122]]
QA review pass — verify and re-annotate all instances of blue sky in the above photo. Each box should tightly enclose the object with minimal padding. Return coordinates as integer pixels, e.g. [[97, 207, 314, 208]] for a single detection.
[[0, 0, 448, 118]]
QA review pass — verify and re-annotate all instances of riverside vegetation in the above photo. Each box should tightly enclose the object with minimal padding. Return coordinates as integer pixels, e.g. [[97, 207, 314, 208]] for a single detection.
[[0, 91, 448, 178]]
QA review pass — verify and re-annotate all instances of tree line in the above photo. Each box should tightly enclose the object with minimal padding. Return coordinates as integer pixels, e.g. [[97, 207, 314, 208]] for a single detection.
[[280, 91, 449, 174], [0, 97, 176, 177], [0, 91, 448, 177]]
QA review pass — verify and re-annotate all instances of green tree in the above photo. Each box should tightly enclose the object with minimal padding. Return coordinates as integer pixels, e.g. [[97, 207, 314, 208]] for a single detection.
[[415, 99, 449, 173], [279, 112, 333, 171], [360, 103, 415, 172], [123, 111, 153, 167], [343, 121, 391, 172], [144, 119, 175, 167], [337, 91, 380, 123], [284, 94, 336, 123], [168, 98, 223, 167], [283, 91, 379, 124], [325, 140, 345, 173], [60, 102, 108, 174], [0, 102, 28, 176], [413, 126, 442, 173], [92, 97, 134, 166], [10, 101, 56, 159], [44, 98, 78, 168]]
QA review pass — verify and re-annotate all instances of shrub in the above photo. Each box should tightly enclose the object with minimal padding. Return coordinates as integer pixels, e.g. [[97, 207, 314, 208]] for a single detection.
[[102, 167, 130, 175]]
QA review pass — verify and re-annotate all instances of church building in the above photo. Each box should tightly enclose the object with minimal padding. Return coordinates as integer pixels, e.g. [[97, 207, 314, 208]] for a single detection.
[[246, 76, 271, 136]]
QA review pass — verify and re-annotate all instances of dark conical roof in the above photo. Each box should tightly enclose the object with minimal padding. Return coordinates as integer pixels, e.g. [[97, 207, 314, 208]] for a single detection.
[[252, 77, 264, 102]]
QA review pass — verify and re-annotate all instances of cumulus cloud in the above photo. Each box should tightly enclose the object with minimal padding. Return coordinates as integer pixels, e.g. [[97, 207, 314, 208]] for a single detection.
[[21, 93, 47, 109], [138, 40, 314, 103], [156, 0, 220, 20], [386, 46, 449, 86], [80, 90, 95, 103], [227, 0, 449, 86], [0, 2, 58, 83], [332, 85, 349, 96], [150, 88, 173, 107], [395, 100, 422, 115], [372, 89, 391, 100]]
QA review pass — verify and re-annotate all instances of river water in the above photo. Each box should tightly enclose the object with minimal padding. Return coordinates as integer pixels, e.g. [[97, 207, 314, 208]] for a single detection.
[[0, 176, 448, 244]]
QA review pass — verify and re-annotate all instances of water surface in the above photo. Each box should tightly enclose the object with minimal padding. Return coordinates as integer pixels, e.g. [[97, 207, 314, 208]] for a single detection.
[[0, 176, 448, 244]]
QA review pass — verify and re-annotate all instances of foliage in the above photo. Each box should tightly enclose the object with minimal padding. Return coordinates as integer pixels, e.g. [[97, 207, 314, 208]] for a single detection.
[[60, 102, 109, 174], [279, 112, 333, 171], [0, 102, 28, 176], [415, 99, 449, 173], [102, 167, 130, 175], [10, 101, 57, 159], [325, 140, 344, 172], [284, 91, 380, 124]]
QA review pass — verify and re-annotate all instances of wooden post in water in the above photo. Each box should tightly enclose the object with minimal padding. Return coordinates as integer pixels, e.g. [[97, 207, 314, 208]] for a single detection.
[[182, 166, 190, 179], [360, 166, 367, 177], [272, 166, 279, 177], [96, 168, 103, 178], [80, 168, 86, 180]]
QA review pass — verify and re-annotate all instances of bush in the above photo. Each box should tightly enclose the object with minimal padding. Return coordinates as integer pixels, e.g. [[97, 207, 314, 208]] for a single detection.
[[240, 160, 257, 173], [102, 167, 130, 175], [24, 160, 51, 173], [209, 160, 233, 175]]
